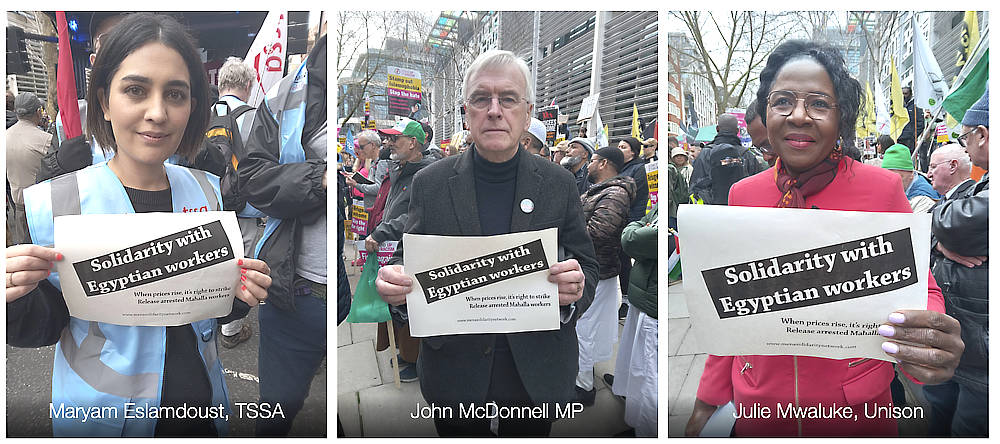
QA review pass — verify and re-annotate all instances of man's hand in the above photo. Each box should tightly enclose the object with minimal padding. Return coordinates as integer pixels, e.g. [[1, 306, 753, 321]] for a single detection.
[[365, 236, 379, 252], [547, 259, 585, 306], [376, 265, 412, 306], [879, 310, 965, 385], [6, 244, 62, 303], [935, 243, 986, 268]]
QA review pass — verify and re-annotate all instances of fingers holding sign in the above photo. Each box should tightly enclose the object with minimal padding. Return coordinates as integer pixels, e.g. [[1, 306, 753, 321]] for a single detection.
[[547, 259, 585, 306], [879, 310, 964, 385], [236, 258, 272, 306], [376, 265, 412, 306], [6, 244, 63, 303]]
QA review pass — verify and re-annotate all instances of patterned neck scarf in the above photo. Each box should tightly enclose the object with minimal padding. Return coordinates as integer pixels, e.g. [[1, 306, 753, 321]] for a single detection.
[[774, 145, 844, 208]]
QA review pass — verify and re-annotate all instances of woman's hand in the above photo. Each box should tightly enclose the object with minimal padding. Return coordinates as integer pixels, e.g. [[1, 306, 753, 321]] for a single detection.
[[685, 398, 720, 437], [237, 258, 272, 306], [6, 244, 63, 303], [879, 310, 965, 384]]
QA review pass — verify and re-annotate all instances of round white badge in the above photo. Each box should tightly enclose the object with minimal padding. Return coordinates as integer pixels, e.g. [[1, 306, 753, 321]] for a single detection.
[[520, 198, 534, 214]]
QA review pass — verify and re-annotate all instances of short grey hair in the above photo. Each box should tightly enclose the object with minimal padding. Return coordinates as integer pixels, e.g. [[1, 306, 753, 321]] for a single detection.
[[462, 50, 534, 105], [357, 129, 381, 146], [933, 143, 972, 169], [218, 57, 255, 93]]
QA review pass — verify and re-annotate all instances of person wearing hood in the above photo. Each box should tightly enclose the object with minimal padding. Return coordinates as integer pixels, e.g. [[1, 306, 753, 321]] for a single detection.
[[366, 118, 436, 382], [881, 143, 941, 212], [574, 146, 637, 406]]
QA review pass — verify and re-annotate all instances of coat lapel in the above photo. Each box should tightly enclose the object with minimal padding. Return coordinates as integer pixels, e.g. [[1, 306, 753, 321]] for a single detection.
[[448, 149, 481, 235], [511, 153, 542, 232]]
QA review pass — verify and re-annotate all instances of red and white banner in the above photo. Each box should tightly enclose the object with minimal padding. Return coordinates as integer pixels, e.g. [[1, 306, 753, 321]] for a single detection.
[[244, 11, 288, 108]]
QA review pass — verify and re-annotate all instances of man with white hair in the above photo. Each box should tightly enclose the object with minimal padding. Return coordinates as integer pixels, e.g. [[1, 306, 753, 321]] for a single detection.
[[213, 56, 260, 349], [928, 144, 975, 199], [375, 50, 599, 437]]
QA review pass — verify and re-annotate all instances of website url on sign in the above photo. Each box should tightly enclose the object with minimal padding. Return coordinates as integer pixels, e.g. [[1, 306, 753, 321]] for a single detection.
[[458, 317, 514, 323], [765, 342, 857, 350]]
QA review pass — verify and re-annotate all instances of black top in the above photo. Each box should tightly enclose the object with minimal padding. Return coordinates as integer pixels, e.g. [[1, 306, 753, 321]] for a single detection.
[[472, 146, 520, 236]]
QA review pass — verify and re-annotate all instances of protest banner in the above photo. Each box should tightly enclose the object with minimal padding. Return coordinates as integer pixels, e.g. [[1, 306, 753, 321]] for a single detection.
[[537, 105, 559, 145], [351, 200, 368, 236], [678, 205, 930, 361], [402, 228, 559, 337], [357, 240, 398, 267], [54, 212, 245, 326], [645, 162, 658, 213], [244, 11, 287, 108], [387, 66, 422, 117]]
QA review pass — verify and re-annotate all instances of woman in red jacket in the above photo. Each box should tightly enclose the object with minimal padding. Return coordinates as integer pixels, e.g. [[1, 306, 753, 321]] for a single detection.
[[685, 40, 965, 437]]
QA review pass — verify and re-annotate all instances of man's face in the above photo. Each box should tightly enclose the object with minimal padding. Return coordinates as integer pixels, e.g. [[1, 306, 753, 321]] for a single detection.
[[643, 143, 656, 158], [928, 151, 956, 195], [892, 169, 914, 191], [903, 87, 912, 102], [522, 134, 540, 155], [390, 135, 418, 162], [747, 116, 770, 153], [587, 155, 607, 180], [567, 142, 589, 164], [552, 150, 565, 164], [963, 125, 989, 170], [672, 154, 687, 167], [618, 140, 634, 163], [465, 64, 531, 161]]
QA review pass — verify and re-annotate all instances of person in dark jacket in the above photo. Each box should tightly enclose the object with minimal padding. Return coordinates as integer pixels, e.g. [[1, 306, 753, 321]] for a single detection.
[[368, 118, 434, 382], [575, 146, 636, 406], [237, 34, 327, 437], [616, 137, 650, 317], [688, 114, 763, 204], [923, 86, 988, 437], [605, 204, 657, 436], [563, 136, 595, 194], [375, 49, 598, 437], [898, 87, 925, 152]]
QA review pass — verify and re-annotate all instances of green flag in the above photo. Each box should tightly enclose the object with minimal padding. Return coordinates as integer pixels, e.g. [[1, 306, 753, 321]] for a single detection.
[[943, 45, 989, 125]]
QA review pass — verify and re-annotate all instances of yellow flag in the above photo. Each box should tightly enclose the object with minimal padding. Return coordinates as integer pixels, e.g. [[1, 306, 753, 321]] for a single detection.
[[957, 11, 980, 68], [631, 103, 642, 138], [889, 58, 909, 141], [864, 82, 876, 135]]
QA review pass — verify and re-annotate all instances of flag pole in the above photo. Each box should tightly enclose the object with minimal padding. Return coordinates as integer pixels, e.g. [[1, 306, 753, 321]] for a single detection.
[[386, 320, 401, 388]]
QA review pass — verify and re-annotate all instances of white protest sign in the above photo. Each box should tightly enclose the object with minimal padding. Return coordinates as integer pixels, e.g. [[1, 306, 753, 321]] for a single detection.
[[244, 11, 288, 108], [678, 205, 930, 361], [402, 228, 559, 337], [54, 212, 245, 326], [577, 93, 600, 123]]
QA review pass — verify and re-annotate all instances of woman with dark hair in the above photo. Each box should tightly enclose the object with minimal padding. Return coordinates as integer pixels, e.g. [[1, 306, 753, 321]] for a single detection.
[[685, 40, 964, 437], [6, 13, 271, 437]]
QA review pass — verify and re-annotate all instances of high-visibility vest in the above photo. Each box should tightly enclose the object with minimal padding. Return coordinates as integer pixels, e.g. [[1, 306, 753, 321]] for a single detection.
[[23, 161, 230, 437]]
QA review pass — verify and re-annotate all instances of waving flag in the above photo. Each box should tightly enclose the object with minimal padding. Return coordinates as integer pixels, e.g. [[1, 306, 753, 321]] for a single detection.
[[631, 103, 642, 138], [244, 12, 288, 108], [873, 76, 890, 135], [912, 15, 948, 111], [56, 12, 82, 139]]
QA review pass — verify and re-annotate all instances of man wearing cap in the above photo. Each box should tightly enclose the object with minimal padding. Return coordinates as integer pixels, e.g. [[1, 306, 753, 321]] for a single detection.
[[562, 137, 596, 194], [6, 92, 54, 243], [881, 143, 941, 213], [375, 49, 598, 437], [670, 147, 692, 184], [924, 86, 989, 437], [365, 119, 435, 383], [574, 145, 635, 406], [522, 117, 548, 156]]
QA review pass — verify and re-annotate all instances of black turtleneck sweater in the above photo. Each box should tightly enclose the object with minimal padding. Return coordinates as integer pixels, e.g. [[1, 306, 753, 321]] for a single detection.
[[472, 147, 520, 236]]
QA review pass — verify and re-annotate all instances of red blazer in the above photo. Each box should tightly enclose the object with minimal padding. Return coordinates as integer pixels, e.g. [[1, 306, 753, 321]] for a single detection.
[[697, 158, 944, 437]]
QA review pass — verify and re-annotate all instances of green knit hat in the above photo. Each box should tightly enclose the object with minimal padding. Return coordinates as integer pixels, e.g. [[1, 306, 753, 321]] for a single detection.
[[881, 144, 913, 170]]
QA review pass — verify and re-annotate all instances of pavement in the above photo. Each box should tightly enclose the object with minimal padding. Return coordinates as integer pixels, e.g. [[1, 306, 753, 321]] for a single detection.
[[337, 241, 637, 437], [6, 298, 327, 437], [666, 279, 930, 437]]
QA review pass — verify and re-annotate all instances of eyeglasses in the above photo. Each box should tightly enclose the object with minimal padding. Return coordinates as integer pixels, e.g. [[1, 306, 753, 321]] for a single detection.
[[465, 93, 528, 111], [957, 127, 978, 147], [928, 159, 955, 170], [767, 90, 838, 120]]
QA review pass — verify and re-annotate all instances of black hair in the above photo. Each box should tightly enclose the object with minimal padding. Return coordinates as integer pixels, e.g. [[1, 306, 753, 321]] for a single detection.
[[86, 13, 209, 161], [876, 134, 895, 151], [420, 121, 433, 148], [755, 40, 862, 146], [621, 137, 642, 158]]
